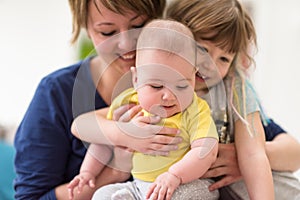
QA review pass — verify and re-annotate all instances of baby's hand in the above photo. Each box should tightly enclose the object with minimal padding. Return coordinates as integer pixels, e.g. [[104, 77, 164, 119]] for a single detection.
[[146, 172, 181, 200], [67, 171, 96, 200]]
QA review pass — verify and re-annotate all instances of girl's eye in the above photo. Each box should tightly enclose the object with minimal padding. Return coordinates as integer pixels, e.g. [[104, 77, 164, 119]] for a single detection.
[[197, 45, 208, 53], [101, 31, 116, 36], [220, 56, 230, 63]]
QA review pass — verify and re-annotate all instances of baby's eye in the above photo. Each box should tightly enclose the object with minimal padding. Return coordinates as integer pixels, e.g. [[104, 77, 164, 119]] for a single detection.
[[176, 85, 189, 90], [150, 84, 163, 89]]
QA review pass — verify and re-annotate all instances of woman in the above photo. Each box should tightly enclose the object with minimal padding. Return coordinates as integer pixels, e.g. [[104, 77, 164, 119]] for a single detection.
[[13, 1, 183, 199]]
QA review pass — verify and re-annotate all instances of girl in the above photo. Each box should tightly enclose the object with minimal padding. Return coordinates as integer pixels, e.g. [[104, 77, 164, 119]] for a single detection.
[[166, 0, 300, 199]]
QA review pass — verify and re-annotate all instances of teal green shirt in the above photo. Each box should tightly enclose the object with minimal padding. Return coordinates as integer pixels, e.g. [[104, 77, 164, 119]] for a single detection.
[[0, 140, 16, 200]]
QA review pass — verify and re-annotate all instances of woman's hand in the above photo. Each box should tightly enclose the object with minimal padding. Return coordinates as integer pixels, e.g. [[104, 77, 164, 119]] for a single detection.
[[112, 104, 182, 156], [202, 143, 242, 191]]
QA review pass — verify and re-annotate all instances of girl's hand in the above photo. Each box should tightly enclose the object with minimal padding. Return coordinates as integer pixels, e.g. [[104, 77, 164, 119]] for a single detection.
[[146, 172, 181, 200], [202, 143, 242, 191], [67, 171, 96, 200], [113, 104, 182, 156]]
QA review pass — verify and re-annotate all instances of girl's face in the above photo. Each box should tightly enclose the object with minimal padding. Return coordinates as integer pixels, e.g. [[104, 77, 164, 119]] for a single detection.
[[134, 50, 196, 118], [195, 39, 235, 93], [87, 1, 148, 73]]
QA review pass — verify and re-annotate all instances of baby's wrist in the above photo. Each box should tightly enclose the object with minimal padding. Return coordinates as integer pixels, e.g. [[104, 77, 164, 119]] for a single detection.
[[168, 171, 182, 184], [80, 170, 96, 177]]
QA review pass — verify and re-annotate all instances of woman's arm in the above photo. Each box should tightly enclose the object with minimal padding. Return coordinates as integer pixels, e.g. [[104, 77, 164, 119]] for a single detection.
[[72, 107, 182, 155], [235, 111, 274, 199], [266, 133, 300, 172]]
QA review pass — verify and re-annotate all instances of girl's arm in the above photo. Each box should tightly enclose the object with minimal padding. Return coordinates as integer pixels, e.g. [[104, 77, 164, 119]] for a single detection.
[[203, 124, 300, 191], [71, 107, 182, 155], [235, 111, 274, 200]]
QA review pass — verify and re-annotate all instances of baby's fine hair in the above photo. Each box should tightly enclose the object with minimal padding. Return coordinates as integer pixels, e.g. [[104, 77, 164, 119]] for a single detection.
[[68, 0, 166, 43], [136, 19, 197, 66]]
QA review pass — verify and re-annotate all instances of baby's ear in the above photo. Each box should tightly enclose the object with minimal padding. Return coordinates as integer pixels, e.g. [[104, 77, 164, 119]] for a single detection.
[[131, 66, 138, 89]]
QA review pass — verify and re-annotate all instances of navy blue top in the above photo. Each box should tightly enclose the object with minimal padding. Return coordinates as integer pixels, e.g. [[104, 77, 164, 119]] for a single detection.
[[13, 57, 286, 200], [14, 58, 107, 200]]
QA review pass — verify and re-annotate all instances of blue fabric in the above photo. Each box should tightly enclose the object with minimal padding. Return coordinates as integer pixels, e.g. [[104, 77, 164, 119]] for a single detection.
[[0, 141, 16, 200], [263, 119, 286, 141], [13, 58, 108, 200]]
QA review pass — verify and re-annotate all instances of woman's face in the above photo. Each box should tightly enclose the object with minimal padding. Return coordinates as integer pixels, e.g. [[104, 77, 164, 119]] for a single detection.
[[87, 1, 148, 73], [195, 39, 235, 93]]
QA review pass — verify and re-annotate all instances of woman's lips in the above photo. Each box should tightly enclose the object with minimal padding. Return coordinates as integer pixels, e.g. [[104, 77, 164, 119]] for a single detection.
[[119, 52, 136, 61]]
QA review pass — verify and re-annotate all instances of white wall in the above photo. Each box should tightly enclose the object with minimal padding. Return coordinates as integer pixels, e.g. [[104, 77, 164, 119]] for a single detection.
[[1, 0, 299, 176], [244, 0, 300, 178], [0, 0, 75, 127]]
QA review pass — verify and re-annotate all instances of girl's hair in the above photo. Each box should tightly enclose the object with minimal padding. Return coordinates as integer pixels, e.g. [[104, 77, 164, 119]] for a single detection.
[[68, 0, 166, 44], [166, 0, 257, 69], [166, 0, 261, 136]]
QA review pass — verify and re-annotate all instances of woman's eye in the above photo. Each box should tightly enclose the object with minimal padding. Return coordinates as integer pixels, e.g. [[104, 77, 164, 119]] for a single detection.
[[132, 21, 147, 29], [101, 31, 116, 36]]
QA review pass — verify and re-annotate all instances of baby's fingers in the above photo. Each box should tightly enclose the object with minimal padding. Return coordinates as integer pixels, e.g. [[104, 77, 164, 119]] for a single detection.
[[88, 179, 96, 188], [68, 187, 74, 200], [67, 179, 79, 200], [77, 178, 89, 193]]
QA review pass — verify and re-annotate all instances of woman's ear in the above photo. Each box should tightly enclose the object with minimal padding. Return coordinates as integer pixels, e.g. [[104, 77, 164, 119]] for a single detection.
[[131, 66, 138, 89]]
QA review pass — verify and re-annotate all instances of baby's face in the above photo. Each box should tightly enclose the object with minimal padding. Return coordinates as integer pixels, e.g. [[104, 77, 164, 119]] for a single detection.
[[135, 50, 196, 118]]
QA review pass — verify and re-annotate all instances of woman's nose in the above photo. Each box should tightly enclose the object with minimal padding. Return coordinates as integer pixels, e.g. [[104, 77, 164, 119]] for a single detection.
[[117, 30, 138, 51]]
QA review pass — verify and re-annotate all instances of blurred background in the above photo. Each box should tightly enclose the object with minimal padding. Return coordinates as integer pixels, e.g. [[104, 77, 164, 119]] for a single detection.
[[0, 0, 299, 178]]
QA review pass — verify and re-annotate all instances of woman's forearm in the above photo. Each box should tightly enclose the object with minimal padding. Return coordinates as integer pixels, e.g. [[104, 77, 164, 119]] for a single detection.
[[266, 133, 300, 172], [72, 108, 124, 146]]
